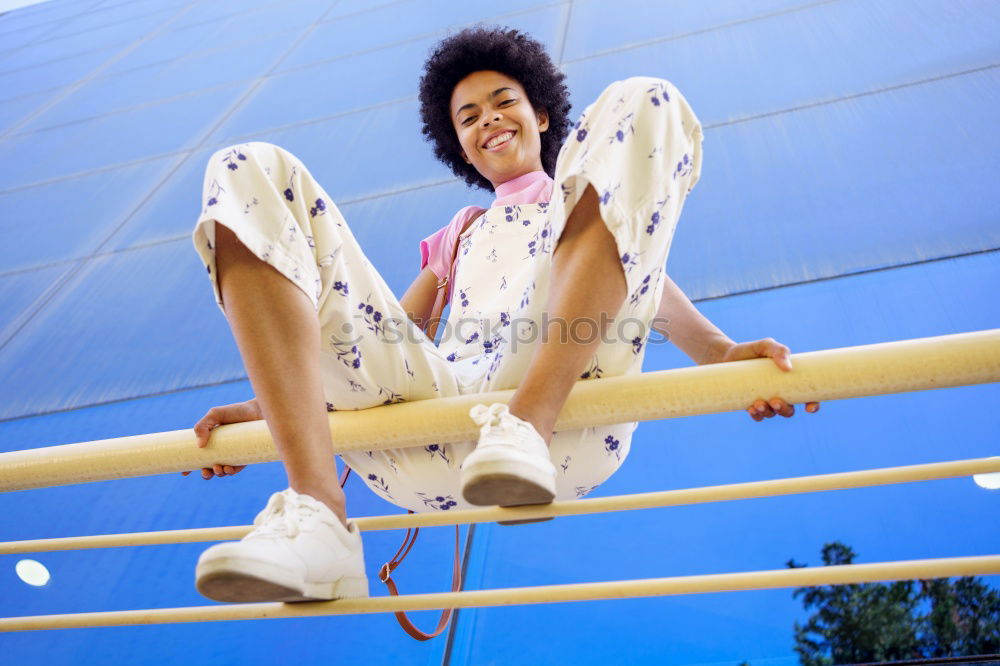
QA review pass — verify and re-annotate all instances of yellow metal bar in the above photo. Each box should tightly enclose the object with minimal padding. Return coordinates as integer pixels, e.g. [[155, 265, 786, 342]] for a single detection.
[[1, 329, 997, 492], [2, 555, 997, 631], [2, 456, 997, 554]]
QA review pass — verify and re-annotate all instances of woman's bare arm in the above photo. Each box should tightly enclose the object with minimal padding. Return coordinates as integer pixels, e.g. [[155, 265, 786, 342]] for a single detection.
[[399, 266, 442, 331], [651, 273, 735, 365]]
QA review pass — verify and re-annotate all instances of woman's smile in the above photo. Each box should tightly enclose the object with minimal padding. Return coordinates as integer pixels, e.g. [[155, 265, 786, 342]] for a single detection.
[[483, 130, 516, 152]]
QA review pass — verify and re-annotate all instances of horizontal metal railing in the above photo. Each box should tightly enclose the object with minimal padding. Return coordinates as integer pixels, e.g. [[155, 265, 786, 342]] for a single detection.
[[1, 329, 998, 492], [1, 456, 998, 554], [2, 556, 998, 631]]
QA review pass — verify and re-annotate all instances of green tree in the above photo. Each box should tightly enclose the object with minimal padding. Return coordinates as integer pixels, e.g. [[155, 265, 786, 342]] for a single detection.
[[787, 542, 1000, 665], [919, 576, 1000, 656]]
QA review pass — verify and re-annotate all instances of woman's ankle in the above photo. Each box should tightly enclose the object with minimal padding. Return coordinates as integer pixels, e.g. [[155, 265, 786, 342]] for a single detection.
[[291, 483, 349, 527], [507, 402, 556, 446]]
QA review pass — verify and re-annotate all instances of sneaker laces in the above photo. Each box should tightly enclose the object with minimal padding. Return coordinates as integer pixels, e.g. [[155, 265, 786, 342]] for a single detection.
[[469, 402, 535, 446], [250, 489, 315, 540], [469, 403, 527, 439]]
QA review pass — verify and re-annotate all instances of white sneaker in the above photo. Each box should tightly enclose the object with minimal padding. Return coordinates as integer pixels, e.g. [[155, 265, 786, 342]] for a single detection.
[[461, 403, 557, 510], [195, 488, 369, 603]]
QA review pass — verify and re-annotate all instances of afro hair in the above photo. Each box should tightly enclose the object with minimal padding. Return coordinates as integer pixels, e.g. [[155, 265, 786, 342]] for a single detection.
[[418, 26, 572, 192]]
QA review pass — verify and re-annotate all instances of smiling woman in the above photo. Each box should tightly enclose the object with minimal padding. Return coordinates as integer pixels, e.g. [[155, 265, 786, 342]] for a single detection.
[[185, 25, 817, 610], [449, 71, 549, 190]]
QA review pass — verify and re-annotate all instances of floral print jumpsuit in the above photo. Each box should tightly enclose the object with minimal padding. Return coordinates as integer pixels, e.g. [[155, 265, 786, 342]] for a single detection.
[[192, 76, 703, 514]]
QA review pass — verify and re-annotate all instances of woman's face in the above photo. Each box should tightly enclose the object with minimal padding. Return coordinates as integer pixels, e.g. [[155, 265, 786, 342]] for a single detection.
[[450, 70, 549, 189]]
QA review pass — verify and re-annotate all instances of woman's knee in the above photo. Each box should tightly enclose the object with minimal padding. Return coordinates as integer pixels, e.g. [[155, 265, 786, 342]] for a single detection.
[[213, 222, 254, 260]]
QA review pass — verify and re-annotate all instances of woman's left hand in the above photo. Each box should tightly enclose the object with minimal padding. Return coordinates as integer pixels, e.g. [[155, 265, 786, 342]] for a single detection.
[[716, 338, 821, 422]]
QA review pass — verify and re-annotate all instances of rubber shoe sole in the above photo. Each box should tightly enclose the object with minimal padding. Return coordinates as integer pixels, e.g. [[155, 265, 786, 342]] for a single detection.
[[461, 455, 557, 525], [195, 556, 369, 603]]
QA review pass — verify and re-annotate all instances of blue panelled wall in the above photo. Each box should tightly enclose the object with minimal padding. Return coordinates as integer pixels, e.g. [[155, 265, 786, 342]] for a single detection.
[[0, 1, 997, 664]]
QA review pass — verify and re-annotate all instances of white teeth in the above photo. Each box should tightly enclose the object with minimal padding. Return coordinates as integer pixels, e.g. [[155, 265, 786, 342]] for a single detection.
[[486, 132, 514, 149]]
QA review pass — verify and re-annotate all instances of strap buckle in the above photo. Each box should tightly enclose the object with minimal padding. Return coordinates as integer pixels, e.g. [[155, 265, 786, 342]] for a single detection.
[[436, 276, 449, 290], [378, 562, 393, 583]]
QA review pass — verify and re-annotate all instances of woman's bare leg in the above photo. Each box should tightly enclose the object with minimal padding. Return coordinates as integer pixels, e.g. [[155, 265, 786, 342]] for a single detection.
[[506, 185, 627, 444], [214, 222, 349, 528]]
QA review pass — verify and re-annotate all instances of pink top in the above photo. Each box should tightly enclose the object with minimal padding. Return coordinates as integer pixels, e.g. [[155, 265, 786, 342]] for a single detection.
[[419, 170, 554, 305]]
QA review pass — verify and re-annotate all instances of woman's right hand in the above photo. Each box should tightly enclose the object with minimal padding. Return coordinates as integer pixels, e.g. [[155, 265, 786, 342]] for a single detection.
[[182, 398, 263, 479]]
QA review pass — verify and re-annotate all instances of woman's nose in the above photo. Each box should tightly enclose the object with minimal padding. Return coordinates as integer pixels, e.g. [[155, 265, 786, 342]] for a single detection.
[[482, 112, 502, 127]]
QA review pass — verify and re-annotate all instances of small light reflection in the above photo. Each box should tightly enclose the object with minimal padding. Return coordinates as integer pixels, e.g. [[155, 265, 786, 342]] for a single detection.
[[973, 472, 1000, 490], [15, 559, 50, 586]]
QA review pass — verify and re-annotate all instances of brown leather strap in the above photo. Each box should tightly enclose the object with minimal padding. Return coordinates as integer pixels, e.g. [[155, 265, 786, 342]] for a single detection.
[[339, 468, 464, 641], [425, 209, 481, 341], [424, 275, 449, 342], [379, 518, 463, 641], [424, 226, 463, 341]]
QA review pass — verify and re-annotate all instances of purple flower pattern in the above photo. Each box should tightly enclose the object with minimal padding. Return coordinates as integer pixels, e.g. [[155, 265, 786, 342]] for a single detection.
[[220, 148, 246, 171], [205, 179, 224, 208], [486, 348, 504, 382], [627, 272, 655, 309], [367, 473, 395, 500], [646, 198, 669, 235], [415, 492, 458, 511], [524, 223, 551, 259], [482, 331, 503, 355], [621, 250, 640, 275], [560, 180, 575, 204], [283, 168, 297, 202], [518, 280, 535, 310], [647, 82, 670, 106], [579, 357, 603, 380], [599, 182, 621, 207], [424, 443, 450, 464], [631, 335, 644, 357], [357, 294, 386, 337], [330, 340, 362, 370], [608, 112, 635, 145], [310, 198, 327, 218], [674, 153, 694, 181], [604, 435, 622, 460], [378, 384, 404, 406]]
